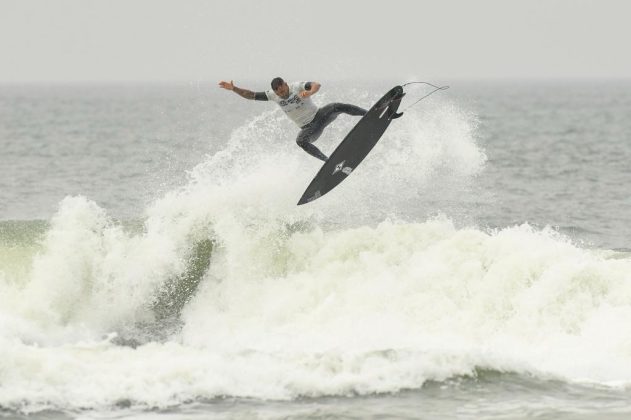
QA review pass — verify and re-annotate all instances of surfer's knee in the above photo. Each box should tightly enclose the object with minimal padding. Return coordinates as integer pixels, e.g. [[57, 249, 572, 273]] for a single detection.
[[297, 127, 323, 146], [296, 135, 308, 148]]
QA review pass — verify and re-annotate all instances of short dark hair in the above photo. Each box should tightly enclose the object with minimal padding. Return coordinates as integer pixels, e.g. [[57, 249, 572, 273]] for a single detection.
[[271, 77, 284, 90]]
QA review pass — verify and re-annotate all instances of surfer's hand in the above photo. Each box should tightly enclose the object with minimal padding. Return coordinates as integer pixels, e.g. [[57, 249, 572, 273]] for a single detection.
[[299, 90, 311, 98], [218, 80, 234, 91]]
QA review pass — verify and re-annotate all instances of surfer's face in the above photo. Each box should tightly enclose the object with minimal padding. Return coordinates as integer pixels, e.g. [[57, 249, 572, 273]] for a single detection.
[[274, 82, 289, 97]]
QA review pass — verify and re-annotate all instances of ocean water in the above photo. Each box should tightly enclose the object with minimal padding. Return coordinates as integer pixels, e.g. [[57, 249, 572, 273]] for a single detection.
[[1, 80, 630, 419]]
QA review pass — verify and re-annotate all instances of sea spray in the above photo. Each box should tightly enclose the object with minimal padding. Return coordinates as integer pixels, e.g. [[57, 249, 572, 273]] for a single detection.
[[11, 92, 617, 412]]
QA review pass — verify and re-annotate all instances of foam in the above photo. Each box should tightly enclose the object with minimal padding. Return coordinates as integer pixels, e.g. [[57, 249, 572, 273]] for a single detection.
[[6, 92, 630, 410]]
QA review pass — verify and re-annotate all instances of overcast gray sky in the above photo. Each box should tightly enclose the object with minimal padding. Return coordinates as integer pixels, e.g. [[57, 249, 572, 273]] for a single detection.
[[1, 0, 630, 83]]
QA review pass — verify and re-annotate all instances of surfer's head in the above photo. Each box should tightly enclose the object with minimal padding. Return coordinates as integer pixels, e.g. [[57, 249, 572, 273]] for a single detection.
[[271, 77, 289, 97]]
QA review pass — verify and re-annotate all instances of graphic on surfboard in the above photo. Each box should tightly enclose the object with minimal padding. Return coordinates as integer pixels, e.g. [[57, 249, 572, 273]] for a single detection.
[[297, 85, 406, 205]]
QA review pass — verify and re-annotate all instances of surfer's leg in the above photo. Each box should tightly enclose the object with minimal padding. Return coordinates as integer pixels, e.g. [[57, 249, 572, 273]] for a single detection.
[[296, 125, 328, 162], [332, 103, 367, 117], [315, 102, 366, 124], [293, 103, 365, 162], [310, 103, 368, 134]]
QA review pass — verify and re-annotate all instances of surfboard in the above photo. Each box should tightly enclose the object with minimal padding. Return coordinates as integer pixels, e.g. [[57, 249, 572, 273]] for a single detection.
[[297, 85, 406, 205]]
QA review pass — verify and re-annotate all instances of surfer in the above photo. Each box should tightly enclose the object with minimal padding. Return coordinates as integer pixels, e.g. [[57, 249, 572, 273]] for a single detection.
[[218, 77, 367, 162]]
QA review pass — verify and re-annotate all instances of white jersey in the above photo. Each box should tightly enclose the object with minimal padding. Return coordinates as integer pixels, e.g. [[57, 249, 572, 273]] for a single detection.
[[266, 82, 319, 127]]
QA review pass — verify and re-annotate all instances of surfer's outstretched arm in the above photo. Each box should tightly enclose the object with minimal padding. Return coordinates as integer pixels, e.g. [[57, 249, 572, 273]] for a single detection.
[[218, 80, 268, 101]]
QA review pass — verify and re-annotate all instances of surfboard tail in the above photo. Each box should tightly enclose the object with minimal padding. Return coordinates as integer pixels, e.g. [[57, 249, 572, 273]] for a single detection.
[[385, 90, 405, 120]]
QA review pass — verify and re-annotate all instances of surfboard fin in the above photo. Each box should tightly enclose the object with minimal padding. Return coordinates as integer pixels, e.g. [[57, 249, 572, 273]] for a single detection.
[[390, 112, 404, 119]]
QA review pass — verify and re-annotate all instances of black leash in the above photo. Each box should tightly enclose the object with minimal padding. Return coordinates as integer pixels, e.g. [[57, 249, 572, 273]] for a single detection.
[[399, 81, 449, 113]]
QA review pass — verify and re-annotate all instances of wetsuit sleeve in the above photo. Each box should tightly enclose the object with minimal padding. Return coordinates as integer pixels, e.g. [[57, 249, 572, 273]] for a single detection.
[[305, 82, 312, 90], [254, 92, 269, 101]]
